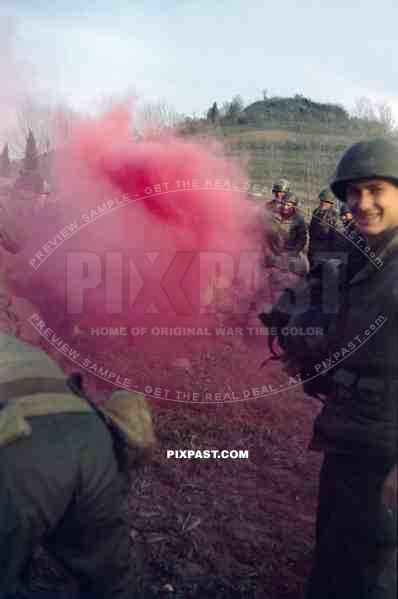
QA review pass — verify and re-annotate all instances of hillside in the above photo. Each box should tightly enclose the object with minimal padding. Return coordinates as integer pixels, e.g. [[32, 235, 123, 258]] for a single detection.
[[181, 94, 395, 215], [242, 96, 350, 129]]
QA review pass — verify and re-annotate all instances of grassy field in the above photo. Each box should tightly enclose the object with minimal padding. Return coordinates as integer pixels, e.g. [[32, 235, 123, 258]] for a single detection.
[[217, 125, 364, 212], [179, 119, 388, 219]]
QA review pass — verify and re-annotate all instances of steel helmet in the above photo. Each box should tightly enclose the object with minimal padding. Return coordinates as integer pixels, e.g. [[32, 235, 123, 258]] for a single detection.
[[331, 137, 398, 200], [272, 178, 290, 194], [318, 188, 335, 204], [340, 204, 352, 217]]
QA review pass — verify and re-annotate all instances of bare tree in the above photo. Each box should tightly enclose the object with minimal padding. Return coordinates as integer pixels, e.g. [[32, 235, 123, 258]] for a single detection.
[[207, 102, 220, 124], [136, 100, 183, 135], [376, 102, 396, 133], [352, 97, 376, 121], [352, 96, 396, 134], [12, 99, 52, 156], [90, 97, 184, 139], [8, 98, 79, 158]]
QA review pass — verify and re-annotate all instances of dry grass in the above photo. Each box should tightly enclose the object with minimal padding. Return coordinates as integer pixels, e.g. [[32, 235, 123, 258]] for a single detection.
[[225, 130, 294, 144]]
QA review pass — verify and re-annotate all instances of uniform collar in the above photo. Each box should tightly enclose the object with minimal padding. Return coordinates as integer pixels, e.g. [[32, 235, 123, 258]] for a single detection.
[[350, 226, 398, 285]]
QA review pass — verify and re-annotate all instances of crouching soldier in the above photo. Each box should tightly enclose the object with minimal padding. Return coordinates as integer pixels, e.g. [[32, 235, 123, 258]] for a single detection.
[[0, 332, 155, 598]]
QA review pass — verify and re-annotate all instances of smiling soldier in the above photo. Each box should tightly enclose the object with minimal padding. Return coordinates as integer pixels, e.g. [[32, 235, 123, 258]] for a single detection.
[[305, 138, 398, 599]]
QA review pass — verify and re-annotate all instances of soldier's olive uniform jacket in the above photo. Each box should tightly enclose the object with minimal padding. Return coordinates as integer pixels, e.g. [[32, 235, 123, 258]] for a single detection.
[[308, 207, 339, 265], [310, 226, 398, 459], [333, 218, 360, 252], [333, 218, 368, 279], [0, 334, 135, 598], [270, 211, 307, 256]]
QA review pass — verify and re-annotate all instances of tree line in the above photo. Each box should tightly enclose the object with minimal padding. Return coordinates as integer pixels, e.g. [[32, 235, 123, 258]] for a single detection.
[[200, 94, 397, 136]]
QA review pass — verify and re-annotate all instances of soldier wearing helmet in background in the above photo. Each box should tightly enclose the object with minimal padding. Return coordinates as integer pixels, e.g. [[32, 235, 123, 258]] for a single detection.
[[333, 204, 367, 278], [266, 178, 291, 213], [266, 191, 309, 278], [303, 138, 398, 599], [339, 203, 354, 226], [308, 188, 339, 269], [0, 333, 155, 598]]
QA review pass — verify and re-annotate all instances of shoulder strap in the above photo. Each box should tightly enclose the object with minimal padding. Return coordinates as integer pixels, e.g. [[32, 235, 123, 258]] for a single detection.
[[0, 377, 72, 401], [1, 377, 92, 417]]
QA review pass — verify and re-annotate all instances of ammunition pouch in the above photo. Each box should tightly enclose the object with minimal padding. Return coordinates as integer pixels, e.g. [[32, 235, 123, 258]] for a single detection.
[[99, 391, 155, 471]]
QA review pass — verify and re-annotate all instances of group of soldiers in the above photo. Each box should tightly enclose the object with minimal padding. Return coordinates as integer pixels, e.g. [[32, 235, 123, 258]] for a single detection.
[[264, 176, 361, 281], [263, 138, 397, 599], [0, 137, 397, 599]]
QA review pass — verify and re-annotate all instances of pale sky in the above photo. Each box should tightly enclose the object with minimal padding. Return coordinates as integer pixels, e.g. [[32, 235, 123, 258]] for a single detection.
[[1, 0, 397, 122]]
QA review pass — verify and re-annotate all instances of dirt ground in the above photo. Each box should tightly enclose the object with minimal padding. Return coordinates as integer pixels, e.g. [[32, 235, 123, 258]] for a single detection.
[[29, 328, 326, 599], [4, 190, 324, 597], [125, 390, 322, 599]]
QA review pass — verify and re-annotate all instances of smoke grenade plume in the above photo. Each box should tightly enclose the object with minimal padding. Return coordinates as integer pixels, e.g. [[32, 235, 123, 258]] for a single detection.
[[7, 106, 271, 397]]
